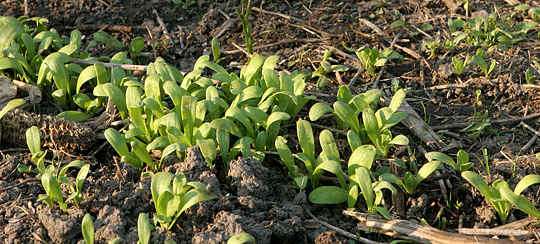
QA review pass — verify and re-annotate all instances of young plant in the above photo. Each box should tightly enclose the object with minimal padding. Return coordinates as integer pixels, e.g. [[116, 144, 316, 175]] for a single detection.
[[525, 69, 535, 84], [81, 213, 94, 244], [462, 171, 540, 224], [309, 145, 396, 218], [309, 86, 384, 146], [292, 120, 347, 189], [275, 136, 308, 190], [475, 148, 491, 178], [39, 159, 89, 211], [472, 54, 496, 77], [425, 150, 473, 172], [379, 160, 440, 196], [355, 47, 403, 77], [361, 89, 409, 157], [151, 172, 216, 230], [452, 54, 471, 75], [311, 49, 349, 88], [236, 0, 253, 54]]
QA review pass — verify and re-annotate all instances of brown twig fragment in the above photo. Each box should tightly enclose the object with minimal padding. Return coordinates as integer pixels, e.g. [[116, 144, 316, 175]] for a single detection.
[[305, 208, 384, 244], [251, 6, 306, 23], [344, 211, 515, 244]]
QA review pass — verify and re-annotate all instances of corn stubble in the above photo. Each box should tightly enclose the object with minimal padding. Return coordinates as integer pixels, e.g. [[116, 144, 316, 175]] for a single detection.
[[1, 109, 96, 153]]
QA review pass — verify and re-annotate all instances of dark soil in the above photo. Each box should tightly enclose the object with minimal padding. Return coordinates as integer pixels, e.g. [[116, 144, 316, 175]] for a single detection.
[[2, 0, 540, 243]]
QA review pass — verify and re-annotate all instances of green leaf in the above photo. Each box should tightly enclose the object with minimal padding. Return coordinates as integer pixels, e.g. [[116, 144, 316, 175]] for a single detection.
[[425, 152, 458, 171], [297, 120, 315, 165], [348, 145, 376, 174], [356, 167, 374, 210], [177, 187, 217, 216], [93, 31, 125, 48], [94, 83, 128, 119], [26, 126, 41, 155], [309, 186, 348, 204], [57, 111, 91, 122], [389, 89, 406, 113], [390, 20, 406, 28], [197, 139, 217, 164], [0, 98, 25, 120], [334, 101, 360, 134], [275, 136, 296, 177], [0, 17, 21, 55], [514, 175, 540, 195], [308, 102, 333, 121], [319, 130, 339, 160], [137, 213, 152, 244], [416, 161, 440, 185], [362, 108, 380, 146], [104, 128, 129, 157], [266, 112, 290, 129], [151, 172, 175, 214], [389, 135, 409, 145], [227, 232, 257, 244], [462, 171, 493, 200], [347, 130, 362, 151], [500, 188, 540, 220], [81, 214, 94, 244]]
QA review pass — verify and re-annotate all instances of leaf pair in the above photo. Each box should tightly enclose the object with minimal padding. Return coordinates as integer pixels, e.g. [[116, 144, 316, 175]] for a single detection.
[[462, 171, 540, 224], [151, 172, 216, 230]]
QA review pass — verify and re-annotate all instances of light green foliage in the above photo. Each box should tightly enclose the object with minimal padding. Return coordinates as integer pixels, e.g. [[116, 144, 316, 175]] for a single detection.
[[151, 172, 216, 230], [425, 150, 473, 172], [309, 87, 408, 157], [81, 213, 94, 244], [38, 159, 89, 211], [362, 89, 409, 157], [236, 0, 253, 54], [311, 50, 349, 88], [380, 161, 440, 196], [309, 145, 395, 218], [462, 171, 540, 224], [137, 213, 152, 244], [452, 54, 470, 75], [354, 47, 403, 77], [525, 69, 535, 84], [447, 12, 538, 50], [290, 121, 346, 189], [471, 54, 496, 77], [228, 232, 257, 244]]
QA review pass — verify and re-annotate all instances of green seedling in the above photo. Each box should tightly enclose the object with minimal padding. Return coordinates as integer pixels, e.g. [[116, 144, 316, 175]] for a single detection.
[[151, 172, 216, 230], [422, 40, 441, 60], [380, 160, 440, 196], [39, 159, 89, 211], [462, 171, 540, 224], [275, 136, 307, 190], [452, 54, 471, 75], [425, 150, 473, 172], [472, 54, 496, 77], [292, 120, 347, 189], [312, 49, 349, 88], [137, 213, 153, 244], [309, 86, 384, 145], [354, 46, 403, 77], [525, 69, 535, 84], [362, 89, 409, 157], [25, 124, 90, 211], [236, 0, 253, 55], [309, 145, 395, 218], [81, 213, 94, 244], [228, 232, 257, 244], [172, 0, 196, 13], [475, 148, 491, 178]]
